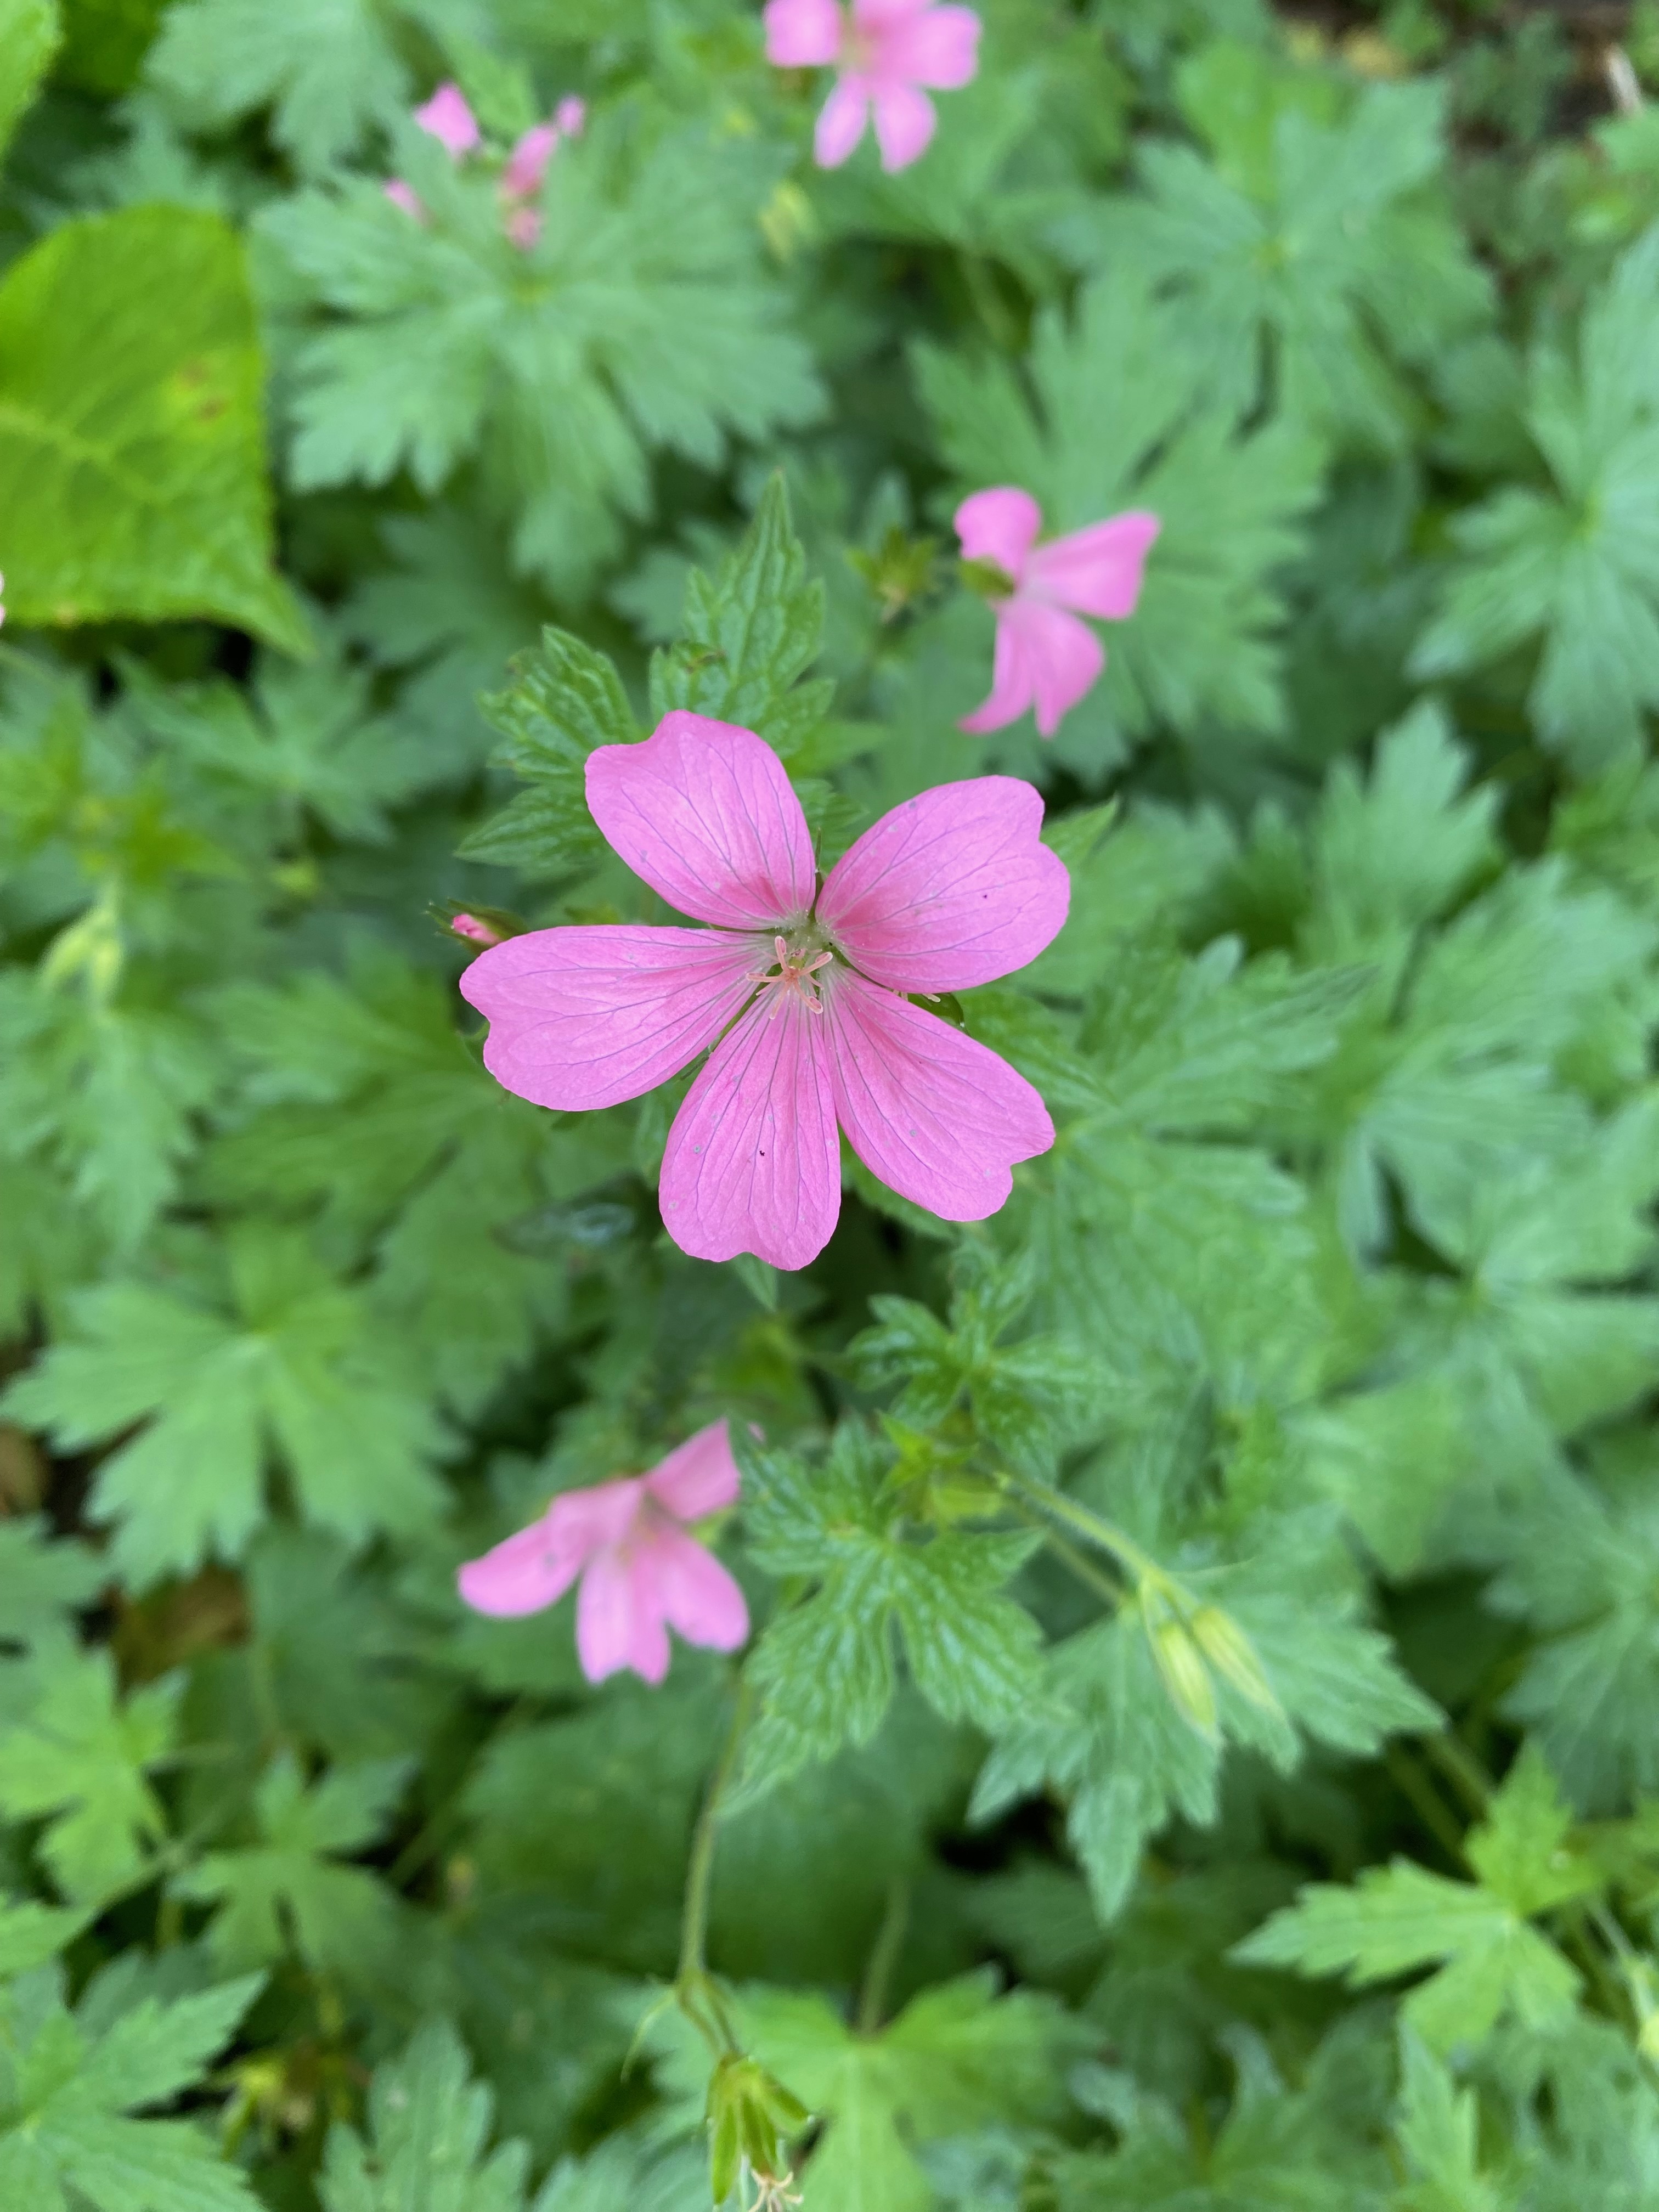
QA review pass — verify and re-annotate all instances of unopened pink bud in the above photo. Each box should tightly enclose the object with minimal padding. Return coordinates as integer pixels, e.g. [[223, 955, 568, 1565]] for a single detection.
[[503, 121, 558, 202], [384, 179, 425, 219], [414, 82, 481, 157], [452, 912, 503, 946], [555, 95, 587, 137]]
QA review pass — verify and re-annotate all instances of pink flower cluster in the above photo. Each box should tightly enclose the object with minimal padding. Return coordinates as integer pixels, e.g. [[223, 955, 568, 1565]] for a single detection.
[[460, 712, 1068, 1272], [459, 1421, 748, 1684], [764, 0, 980, 172], [956, 489, 1160, 737], [387, 82, 587, 249]]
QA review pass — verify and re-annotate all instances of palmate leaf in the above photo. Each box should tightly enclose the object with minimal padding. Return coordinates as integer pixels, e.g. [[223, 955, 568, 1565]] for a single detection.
[[0, 1640, 180, 1901], [177, 1752, 411, 1985], [262, 118, 821, 594], [318, 2017, 529, 2212], [1234, 1745, 1593, 2051], [1413, 225, 1659, 771], [914, 260, 1321, 759], [0, 208, 304, 650], [0, 1963, 262, 2212], [2, 1227, 447, 1586]]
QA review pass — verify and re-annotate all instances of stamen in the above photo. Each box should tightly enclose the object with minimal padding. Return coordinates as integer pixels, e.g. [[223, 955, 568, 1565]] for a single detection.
[[751, 935, 834, 1017]]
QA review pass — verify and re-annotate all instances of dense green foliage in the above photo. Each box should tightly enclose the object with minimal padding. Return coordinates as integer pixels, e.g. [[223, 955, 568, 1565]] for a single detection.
[[5, 1, 1659, 2205]]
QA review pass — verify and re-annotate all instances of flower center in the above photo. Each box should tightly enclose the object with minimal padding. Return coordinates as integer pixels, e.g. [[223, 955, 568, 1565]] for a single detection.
[[752, 933, 834, 1017]]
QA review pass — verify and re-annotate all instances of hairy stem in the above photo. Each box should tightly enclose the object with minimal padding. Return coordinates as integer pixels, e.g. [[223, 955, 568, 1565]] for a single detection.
[[856, 1877, 911, 2037], [994, 1467, 1160, 1587], [676, 1669, 756, 2053]]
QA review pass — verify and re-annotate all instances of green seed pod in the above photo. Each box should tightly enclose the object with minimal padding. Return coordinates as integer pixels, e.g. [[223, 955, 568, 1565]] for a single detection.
[[1190, 1604, 1281, 1716]]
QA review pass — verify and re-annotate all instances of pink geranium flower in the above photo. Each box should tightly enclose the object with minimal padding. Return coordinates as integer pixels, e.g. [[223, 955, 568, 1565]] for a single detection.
[[458, 1422, 749, 1685], [956, 489, 1161, 738], [764, 0, 981, 172], [414, 82, 481, 156], [460, 712, 1068, 1271], [388, 84, 585, 249]]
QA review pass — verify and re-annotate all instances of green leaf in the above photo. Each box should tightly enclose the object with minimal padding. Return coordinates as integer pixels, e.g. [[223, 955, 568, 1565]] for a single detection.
[[317, 2017, 529, 2212], [1413, 224, 1659, 771], [647, 473, 834, 764], [0, 1962, 262, 2211], [0, 1521, 105, 1651], [458, 628, 636, 876], [0, 208, 305, 650], [0, 0, 60, 166], [177, 1752, 411, 1985], [915, 263, 1322, 754], [737, 1431, 1043, 1799], [3, 1228, 447, 1586], [0, 1641, 180, 1901], [739, 1972, 1080, 2212], [1234, 1745, 1590, 2051]]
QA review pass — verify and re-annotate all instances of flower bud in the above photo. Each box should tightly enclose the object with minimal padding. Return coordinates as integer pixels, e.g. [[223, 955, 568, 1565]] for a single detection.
[[1190, 1605, 1281, 1716], [1149, 1615, 1218, 1740], [706, 2054, 809, 2207], [451, 912, 503, 947]]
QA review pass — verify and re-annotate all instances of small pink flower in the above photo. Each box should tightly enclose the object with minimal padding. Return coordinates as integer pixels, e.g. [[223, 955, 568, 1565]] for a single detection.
[[956, 489, 1160, 738], [554, 95, 588, 137], [764, 0, 980, 172], [461, 712, 1067, 1270], [414, 82, 481, 157], [383, 178, 425, 220], [501, 121, 559, 203], [451, 913, 502, 947], [458, 1421, 749, 1684]]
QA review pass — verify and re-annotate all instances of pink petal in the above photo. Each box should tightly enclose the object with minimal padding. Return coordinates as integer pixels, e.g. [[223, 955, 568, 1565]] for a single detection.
[[586, 712, 816, 932], [504, 205, 541, 250], [646, 1421, 742, 1520], [414, 83, 479, 157], [954, 488, 1041, 579], [460, 925, 764, 1113], [456, 1515, 588, 1617], [1022, 600, 1105, 736], [765, 0, 843, 64], [659, 994, 840, 1271], [958, 600, 1038, 735], [815, 76, 872, 166], [383, 180, 425, 220], [1026, 510, 1161, 620], [880, 4, 981, 89], [577, 1548, 670, 1683], [545, 1476, 647, 1554], [639, 1525, 750, 1654], [854, 0, 937, 24], [502, 122, 557, 200], [821, 969, 1053, 1221], [819, 778, 1069, 995], [555, 95, 588, 136], [871, 78, 937, 169]]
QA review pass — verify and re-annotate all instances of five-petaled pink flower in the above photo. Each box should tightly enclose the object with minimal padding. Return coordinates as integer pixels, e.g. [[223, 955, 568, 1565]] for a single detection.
[[764, 0, 981, 173], [460, 712, 1068, 1271], [458, 1421, 749, 1685], [956, 489, 1161, 738]]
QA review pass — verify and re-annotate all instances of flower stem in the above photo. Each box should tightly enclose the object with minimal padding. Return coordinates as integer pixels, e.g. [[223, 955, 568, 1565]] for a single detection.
[[856, 1876, 911, 2036], [676, 1669, 755, 2054], [992, 1467, 1161, 1588]]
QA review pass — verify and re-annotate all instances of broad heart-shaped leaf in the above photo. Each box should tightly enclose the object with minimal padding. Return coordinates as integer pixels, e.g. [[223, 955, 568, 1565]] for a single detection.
[[261, 119, 821, 595], [0, 1961, 261, 2211], [318, 2017, 529, 2212], [176, 1752, 411, 1985], [458, 626, 637, 877], [1234, 1744, 1592, 2052], [2, 1227, 447, 1587], [913, 262, 1321, 759], [647, 474, 834, 765], [1412, 225, 1659, 772], [0, 208, 305, 650], [0, 1640, 180, 1901], [734, 1431, 1043, 1803], [738, 1973, 1081, 2212], [0, 0, 59, 164]]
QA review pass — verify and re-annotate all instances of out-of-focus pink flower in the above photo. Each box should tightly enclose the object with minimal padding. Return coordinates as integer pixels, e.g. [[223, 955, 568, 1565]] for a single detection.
[[451, 913, 502, 947], [461, 711, 1066, 1271], [1, 572, 6, 630], [501, 122, 558, 202], [555, 94, 588, 137], [955, 488, 1160, 738], [457, 1421, 749, 1684], [764, 0, 980, 172], [414, 82, 481, 156], [383, 179, 425, 219]]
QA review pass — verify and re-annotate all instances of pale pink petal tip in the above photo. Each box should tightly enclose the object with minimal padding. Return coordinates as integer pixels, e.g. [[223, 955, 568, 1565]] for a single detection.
[[814, 75, 871, 167], [415, 82, 481, 156], [503, 121, 558, 201], [555, 95, 588, 136], [871, 79, 936, 171], [383, 179, 425, 219], [765, 0, 844, 67], [450, 912, 501, 946], [955, 487, 1041, 576]]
